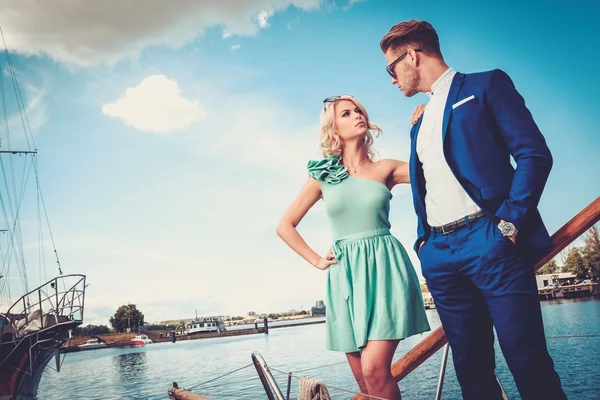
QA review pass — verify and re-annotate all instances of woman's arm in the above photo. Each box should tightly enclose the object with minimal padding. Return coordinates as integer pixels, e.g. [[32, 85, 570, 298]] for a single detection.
[[276, 178, 337, 270], [386, 160, 410, 187], [382, 103, 425, 188]]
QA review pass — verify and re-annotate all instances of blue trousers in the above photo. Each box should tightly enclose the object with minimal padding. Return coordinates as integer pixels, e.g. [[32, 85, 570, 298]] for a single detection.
[[419, 216, 566, 400]]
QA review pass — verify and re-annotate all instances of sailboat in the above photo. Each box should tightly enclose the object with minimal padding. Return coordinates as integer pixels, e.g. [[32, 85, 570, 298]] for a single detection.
[[0, 28, 86, 399]]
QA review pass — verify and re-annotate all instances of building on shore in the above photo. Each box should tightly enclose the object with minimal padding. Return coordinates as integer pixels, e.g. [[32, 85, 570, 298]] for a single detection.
[[310, 300, 326, 316], [241, 314, 257, 324], [536, 272, 576, 289], [536, 272, 599, 300], [422, 292, 436, 309], [419, 280, 435, 309]]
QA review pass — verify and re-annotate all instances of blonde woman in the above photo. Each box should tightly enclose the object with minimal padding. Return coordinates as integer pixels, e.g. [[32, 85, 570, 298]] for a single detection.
[[277, 95, 429, 400]]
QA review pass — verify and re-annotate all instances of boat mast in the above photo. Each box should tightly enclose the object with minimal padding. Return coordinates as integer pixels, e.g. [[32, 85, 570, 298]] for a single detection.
[[0, 25, 65, 300]]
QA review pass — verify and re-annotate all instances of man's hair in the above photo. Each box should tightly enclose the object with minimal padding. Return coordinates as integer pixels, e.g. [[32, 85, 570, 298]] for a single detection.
[[380, 20, 443, 59]]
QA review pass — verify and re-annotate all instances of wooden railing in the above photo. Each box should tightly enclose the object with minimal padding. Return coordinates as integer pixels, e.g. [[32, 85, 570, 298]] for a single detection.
[[168, 387, 213, 400], [352, 196, 600, 400]]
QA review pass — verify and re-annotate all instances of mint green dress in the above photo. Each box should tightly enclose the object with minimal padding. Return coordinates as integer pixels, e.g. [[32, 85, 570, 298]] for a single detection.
[[308, 155, 431, 353]]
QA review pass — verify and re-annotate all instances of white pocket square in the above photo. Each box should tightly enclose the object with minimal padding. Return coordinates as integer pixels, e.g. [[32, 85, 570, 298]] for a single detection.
[[452, 95, 475, 109]]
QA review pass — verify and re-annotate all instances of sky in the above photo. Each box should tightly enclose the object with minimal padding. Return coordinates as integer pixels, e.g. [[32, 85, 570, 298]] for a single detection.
[[0, 0, 598, 326]]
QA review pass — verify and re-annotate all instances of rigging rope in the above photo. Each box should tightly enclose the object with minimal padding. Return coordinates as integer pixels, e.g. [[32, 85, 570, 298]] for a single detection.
[[0, 25, 36, 151], [0, 24, 64, 301], [292, 361, 348, 373], [0, 43, 29, 295], [184, 363, 254, 391]]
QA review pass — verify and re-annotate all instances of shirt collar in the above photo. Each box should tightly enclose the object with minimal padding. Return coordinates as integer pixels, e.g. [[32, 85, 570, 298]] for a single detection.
[[428, 67, 456, 97]]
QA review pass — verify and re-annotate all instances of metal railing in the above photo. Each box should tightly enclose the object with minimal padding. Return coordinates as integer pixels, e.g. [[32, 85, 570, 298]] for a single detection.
[[0, 274, 86, 343], [252, 352, 286, 400]]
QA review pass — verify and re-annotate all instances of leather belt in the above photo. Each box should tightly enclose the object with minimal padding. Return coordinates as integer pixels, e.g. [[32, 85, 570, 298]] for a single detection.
[[431, 210, 487, 234]]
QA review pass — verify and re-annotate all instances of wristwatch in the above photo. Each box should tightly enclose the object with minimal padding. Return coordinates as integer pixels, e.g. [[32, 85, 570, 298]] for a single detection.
[[498, 220, 518, 238]]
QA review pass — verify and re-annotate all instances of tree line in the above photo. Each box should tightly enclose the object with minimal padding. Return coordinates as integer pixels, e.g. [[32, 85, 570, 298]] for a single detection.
[[537, 225, 600, 280]]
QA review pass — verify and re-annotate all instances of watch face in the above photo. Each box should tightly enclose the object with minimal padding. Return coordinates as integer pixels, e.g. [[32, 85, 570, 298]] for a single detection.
[[501, 222, 516, 237]]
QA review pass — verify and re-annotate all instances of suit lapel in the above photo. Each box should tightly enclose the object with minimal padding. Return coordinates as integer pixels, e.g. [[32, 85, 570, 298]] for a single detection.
[[409, 117, 423, 183], [410, 119, 422, 155], [441, 72, 465, 143], [409, 117, 426, 215]]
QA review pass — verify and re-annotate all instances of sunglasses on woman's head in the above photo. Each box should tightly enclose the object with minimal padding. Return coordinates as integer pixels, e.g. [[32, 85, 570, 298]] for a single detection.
[[322, 95, 354, 111]]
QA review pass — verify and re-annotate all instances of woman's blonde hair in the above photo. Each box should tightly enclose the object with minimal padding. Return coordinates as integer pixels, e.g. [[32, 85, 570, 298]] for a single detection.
[[319, 95, 382, 159]]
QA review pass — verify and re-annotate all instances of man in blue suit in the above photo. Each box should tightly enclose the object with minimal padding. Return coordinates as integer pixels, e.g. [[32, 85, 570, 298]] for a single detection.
[[380, 20, 566, 399]]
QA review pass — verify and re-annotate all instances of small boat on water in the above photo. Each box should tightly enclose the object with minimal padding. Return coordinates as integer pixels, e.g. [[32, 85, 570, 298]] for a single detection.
[[187, 316, 227, 335], [78, 338, 107, 350], [131, 334, 153, 346]]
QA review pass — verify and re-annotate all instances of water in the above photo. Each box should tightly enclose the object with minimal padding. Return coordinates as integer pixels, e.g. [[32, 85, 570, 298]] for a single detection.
[[39, 298, 600, 399]]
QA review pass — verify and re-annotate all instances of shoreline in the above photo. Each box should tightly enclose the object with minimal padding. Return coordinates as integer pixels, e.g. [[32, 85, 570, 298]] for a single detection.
[[63, 318, 326, 353]]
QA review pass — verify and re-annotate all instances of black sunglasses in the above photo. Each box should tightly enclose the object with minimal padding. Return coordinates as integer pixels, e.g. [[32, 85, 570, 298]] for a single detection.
[[386, 49, 422, 78], [322, 95, 354, 111]]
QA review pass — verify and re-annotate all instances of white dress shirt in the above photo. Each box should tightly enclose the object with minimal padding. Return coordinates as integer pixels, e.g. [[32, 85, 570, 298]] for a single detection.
[[416, 67, 480, 227]]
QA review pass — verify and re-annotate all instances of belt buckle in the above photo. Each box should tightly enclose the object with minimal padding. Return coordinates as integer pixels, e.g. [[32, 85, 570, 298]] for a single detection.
[[441, 222, 456, 235]]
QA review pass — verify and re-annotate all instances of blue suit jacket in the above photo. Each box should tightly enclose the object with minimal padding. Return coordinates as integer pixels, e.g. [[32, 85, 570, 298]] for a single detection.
[[410, 69, 553, 263]]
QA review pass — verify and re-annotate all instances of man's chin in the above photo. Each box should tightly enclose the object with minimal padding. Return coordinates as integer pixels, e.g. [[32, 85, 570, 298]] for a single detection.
[[399, 87, 417, 97]]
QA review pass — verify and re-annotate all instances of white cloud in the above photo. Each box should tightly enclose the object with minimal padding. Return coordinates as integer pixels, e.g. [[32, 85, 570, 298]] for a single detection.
[[101, 75, 206, 134], [230, 44, 241, 51], [0, 0, 322, 67], [257, 10, 275, 28]]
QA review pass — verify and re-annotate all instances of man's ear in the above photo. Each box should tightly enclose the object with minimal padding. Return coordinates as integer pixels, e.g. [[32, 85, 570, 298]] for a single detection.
[[409, 48, 420, 66]]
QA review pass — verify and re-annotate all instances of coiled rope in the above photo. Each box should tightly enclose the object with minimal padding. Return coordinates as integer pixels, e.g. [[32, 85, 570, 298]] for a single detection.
[[270, 366, 390, 400], [298, 376, 331, 400]]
